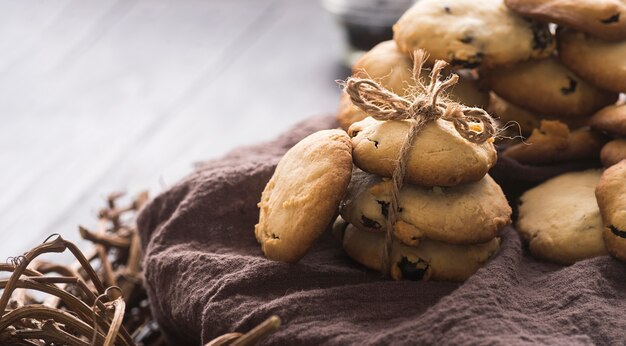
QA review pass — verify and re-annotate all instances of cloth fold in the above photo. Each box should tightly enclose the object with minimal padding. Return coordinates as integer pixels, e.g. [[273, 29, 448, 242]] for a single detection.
[[138, 115, 626, 346]]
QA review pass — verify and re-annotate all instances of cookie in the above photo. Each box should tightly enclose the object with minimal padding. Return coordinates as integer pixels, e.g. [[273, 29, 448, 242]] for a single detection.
[[341, 224, 501, 281], [352, 40, 415, 96], [340, 170, 511, 246], [589, 104, 626, 137], [348, 117, 497, 186], [352, 40, 490, 107], [255, 129, 353, 262], [601, 139, 626, 168], [484, 57, 619, 118], [393, 0, 554, 68], [338, 75, 490, 131], [596, 160, 626, 261], [506, 0, 626, 41], [517, 170, 607, 265], [337, 92, 368, 131], [503, 120, 606, 165], [558, 28, 626, 93], [489, 93, 588, 137]]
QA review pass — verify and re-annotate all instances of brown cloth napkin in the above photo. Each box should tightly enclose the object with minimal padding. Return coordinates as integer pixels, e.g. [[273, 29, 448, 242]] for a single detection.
[[137, 115, 626, 346]]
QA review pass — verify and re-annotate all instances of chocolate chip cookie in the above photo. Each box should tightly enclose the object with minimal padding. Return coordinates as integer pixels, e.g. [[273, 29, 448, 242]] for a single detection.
[[489, 93, 588, 137], [348, 117, 497, 186], [506, 0, 626, 41], [255, 129, 353, 262], [589, 104, 626, 137], [503, 120, 606, 165], [393, 0, 554, 68], [517, 170, 607, 265], [484, 57, 618, 118], [558, 28, 626, 93], [596, 160, 626, 261], [341, 224, 500, 281], [340, 170, 511, 246], [601, 139, 626, 168]]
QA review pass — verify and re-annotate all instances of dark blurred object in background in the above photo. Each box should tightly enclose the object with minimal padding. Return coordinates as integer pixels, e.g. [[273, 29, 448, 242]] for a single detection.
[[322, 0, 416, 67]]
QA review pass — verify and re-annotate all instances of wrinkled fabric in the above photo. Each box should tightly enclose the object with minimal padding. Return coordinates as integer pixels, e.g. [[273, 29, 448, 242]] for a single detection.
[[137, 115, 626, 346]]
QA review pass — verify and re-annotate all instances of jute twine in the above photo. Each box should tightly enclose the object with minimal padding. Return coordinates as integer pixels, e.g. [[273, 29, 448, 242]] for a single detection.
[[343, 49, 496, 277]]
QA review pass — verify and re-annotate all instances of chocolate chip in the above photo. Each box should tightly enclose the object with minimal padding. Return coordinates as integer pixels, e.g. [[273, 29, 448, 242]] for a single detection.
[[526, 19, 553, 51], [361, 215, 381, 229], [398, 256, 429, 281], [367, 138, 379, 148], [444, 5, 451, 14], [610, 225, 626, 238], [459, 36, 473, 44], [449, 52, 484, 68], [376, 200, 390, 218], [561, 76, 577, 95], [271, 233, 280, 240], [600, 13, 620, 24]]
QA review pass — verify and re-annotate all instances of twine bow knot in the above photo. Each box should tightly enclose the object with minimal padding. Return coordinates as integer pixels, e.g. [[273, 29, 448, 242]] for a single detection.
[[343, 50, 496, 278]]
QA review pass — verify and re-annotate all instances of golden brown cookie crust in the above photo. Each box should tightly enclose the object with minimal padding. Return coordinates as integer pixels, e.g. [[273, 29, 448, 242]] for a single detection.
[[352, 41, 490, 108], [558, 28, 626, 93], [488, 93, 589, 137], [255, 129, 353, 262], [503, 120, 606, 165], [342, 224, 500, 281], [596, 160, 626, 261], [337, 92, 367, 131], [506, 0, 626, 41], [393, 0, 554, 68], [601, 139, 626, 168], [484, 57, 618, 118], [589, 104, 626, 137], [348, 117, 497, 187], [352, 40, 415, 96], [340, 170, 511, 245], [517, 170, 608, 265]]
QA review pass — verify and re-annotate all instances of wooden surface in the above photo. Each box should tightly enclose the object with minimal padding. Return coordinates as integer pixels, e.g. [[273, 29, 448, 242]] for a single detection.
[[0, 0, 347, 257]]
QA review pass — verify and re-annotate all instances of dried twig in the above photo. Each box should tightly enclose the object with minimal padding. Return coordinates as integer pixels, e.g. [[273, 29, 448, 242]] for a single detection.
[[0, 191, 281, 346]]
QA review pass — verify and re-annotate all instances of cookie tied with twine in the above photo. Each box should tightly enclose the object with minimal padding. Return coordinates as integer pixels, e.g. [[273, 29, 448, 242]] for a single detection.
[[342, 49, 497, 278]]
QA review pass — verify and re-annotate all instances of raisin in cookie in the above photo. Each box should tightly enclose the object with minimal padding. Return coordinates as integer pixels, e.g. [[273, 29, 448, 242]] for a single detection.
[[596, 160, 626, 261], [506, 0, 626, 41], [255, 129, 353, 262], [558, 28, 626, 93], [340, 170, 511, 246], [590, 104, 626, 137], [348, 117, 497, 187], [341, 224, 500, 281], [393, 0, 554, 68], [517, 170, 607, 265], [601, 139, 626, 168], [503, 120, 606, 165], [484, 57, 618, 118]]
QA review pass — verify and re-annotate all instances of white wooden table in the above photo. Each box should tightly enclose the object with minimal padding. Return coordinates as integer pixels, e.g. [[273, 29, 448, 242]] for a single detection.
[[0, 0, 346, 257]]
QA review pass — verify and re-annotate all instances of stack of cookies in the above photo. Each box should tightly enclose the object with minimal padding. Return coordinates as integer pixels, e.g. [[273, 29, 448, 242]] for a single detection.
[[338, 0, 626, 168], [334, 111, 512, 281], [488, 0, 626, 165]]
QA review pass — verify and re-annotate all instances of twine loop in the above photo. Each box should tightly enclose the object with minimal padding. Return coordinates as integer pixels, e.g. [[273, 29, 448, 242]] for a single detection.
[[343, 49, 496, 277]]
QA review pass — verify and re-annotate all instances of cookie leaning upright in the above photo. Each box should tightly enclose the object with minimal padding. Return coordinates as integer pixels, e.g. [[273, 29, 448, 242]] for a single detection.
[[596, 160, 626, 261], [255, 129, 353, 262]]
